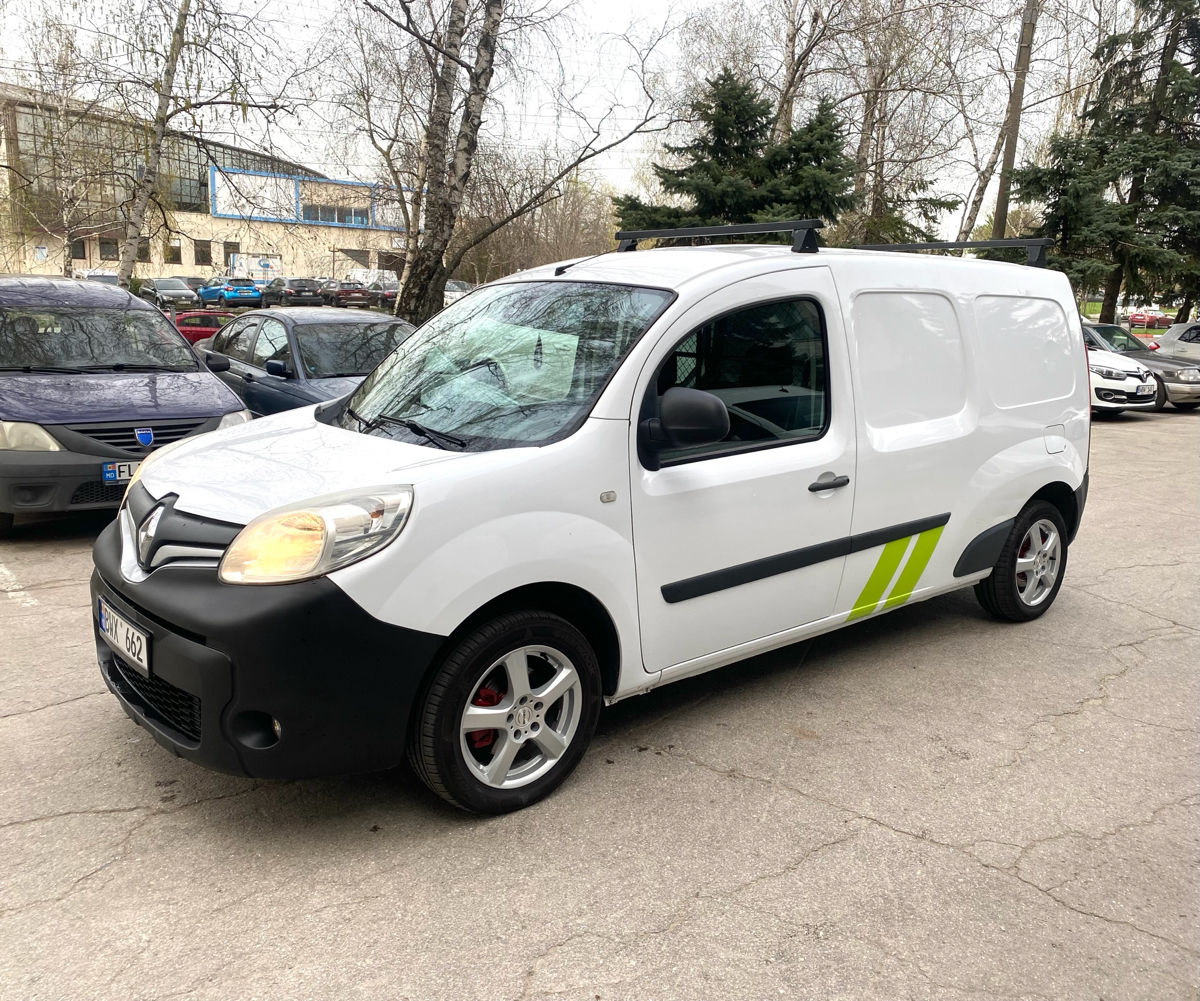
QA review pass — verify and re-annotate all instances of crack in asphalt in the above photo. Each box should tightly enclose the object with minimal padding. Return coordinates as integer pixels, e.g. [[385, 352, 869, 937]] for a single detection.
[[0, 691, 106, 720]]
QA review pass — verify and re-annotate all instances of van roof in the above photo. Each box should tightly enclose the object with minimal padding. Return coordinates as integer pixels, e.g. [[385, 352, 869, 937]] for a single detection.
[[512, 244, 1042, 292]]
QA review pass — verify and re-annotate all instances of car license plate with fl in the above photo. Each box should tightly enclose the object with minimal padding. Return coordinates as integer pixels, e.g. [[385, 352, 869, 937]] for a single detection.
[[102, 460, 139, 483], [1136, 383, 1154, 396], [98, 598, 150, 674]]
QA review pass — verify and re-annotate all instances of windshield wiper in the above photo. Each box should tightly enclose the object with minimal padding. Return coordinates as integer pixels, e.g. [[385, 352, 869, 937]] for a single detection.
[[376, 415, 466, 450], [78, 363, 193, 372], [344, 405, 379, 430], [0, 364, 91, 374]]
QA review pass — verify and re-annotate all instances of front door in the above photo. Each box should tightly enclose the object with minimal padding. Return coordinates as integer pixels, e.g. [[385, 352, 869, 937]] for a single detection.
[[630, 268, 856, 674]]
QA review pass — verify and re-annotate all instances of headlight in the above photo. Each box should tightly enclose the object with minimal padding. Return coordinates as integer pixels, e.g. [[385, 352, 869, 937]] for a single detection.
[[1171, 368, 1200, 382], [217, 410, 252, 429], [218, 486, 414, 585], [0, 421, 62, 451], [1089, 365, 1127, 380]]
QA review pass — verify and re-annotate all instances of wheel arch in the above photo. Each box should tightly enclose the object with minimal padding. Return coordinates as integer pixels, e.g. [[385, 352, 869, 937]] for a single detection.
[[443, 582, 622, 697], [1028, 480, 1080, 543]]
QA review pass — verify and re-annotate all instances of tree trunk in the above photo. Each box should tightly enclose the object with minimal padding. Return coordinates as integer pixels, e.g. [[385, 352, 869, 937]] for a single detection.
[[991, 0, 1041, 240], [957, 127, 1006, 241], [396, 0, 503, 325], [116, 0, 191, 288], [1099, 262, 1123, 323], [1175, 296, 1191, 323]]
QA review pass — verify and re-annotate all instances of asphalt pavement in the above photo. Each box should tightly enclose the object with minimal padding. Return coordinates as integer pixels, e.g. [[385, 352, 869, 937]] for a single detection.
[[1, 410, 1196, 1001]]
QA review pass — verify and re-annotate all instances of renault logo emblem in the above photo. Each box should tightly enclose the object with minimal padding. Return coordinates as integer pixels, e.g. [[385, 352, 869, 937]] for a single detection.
[[137, 506, 164, 567], [135, 427, 155, 447]]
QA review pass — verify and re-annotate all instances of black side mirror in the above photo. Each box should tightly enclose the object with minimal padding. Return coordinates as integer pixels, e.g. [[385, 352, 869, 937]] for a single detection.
[[265, 359, 291, 378], [639, 387, 730, 469], [205, 352, 230, 373]]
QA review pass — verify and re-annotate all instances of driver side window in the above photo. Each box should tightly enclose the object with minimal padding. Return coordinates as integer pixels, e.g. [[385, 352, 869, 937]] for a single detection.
[[650, 297, 829, 465]]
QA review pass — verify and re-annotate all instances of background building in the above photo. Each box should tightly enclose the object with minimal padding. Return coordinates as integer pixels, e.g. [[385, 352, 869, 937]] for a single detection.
[[0, 83, 408, 280]]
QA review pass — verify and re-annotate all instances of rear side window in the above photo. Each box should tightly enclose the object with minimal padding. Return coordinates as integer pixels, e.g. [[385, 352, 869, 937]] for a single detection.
[[975, 296, 1075, 407], [216, 319, 259, 360], [250, 319, 290, 367], [650, 297, 828, 464], [851, 291, 966, 428]]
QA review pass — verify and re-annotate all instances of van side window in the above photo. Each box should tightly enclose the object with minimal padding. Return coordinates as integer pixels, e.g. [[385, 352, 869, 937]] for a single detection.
[[650, 297, 828, 464]]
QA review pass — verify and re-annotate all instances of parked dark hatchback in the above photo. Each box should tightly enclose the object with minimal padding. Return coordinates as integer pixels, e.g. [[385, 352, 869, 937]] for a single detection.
[[320, 280, 371, 308], [0, 276, 249, 535], [195, 306, 415, 416], [262, 277, 324, 307], [140, 277, 200, 311]]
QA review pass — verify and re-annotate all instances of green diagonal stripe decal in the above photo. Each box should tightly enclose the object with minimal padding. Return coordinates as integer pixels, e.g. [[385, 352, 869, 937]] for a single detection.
[[846, 536, 911, 620], [881, 526, 944, 611]]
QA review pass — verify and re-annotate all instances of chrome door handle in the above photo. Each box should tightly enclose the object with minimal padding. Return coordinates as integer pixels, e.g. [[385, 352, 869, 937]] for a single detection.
[[808, 474, 850, 492]]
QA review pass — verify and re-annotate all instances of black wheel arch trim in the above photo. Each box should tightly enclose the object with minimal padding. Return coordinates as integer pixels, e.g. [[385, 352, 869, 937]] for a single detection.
[[953, 520, 1015, 578]]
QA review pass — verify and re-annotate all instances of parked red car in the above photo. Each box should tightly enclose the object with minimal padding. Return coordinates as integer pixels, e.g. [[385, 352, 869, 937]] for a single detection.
[[173, 310, 235, 345], [320, 280, 371, 308], [1129, 308, 1174, 328]]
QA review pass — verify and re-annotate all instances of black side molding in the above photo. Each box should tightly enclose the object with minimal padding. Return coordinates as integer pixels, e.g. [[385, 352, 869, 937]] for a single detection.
[[953, 520, 1014, 577], [661, 513, 950, 604]]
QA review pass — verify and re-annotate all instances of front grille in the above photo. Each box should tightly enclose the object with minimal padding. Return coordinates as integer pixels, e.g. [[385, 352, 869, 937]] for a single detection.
[[110, 655, 202, 742], [66, 419, 207, 451], [70, 482, 126, 505]]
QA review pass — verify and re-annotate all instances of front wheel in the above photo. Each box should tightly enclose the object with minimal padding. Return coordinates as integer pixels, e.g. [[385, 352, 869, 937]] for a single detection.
[[409, 611, 602, 813], [0, 512, 13, 538], [1152, 376, 1167, 410], [975, 501, 1068, 622]]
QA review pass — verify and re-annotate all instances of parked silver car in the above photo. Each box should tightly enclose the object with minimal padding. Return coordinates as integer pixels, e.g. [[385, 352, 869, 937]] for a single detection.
[[1152, 322, 1200, 364]]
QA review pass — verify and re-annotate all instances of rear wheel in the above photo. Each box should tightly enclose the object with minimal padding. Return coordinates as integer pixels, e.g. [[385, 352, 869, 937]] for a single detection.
[[409, 611, 601, 813], [975, 501, 1068, 622]]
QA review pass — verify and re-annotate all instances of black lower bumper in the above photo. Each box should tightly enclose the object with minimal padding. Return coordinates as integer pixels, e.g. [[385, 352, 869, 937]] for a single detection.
[[0, 450, 130, 514], [90, 518, 445, 778]]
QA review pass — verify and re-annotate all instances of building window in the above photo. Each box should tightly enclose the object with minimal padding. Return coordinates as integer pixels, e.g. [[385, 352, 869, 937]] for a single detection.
[[302, 203, 368, 226], [194, 239, 212, 267], [136, 237, 150, 263], [223, 241, 240, 267], [164, 238, 182, 264], [99, 239, 118, 260], [70, 239, 86, 259]]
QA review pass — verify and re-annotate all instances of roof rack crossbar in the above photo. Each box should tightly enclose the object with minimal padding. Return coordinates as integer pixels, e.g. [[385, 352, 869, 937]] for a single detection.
[[614, 219, 823, 255], [851, 238, 1054, 268]]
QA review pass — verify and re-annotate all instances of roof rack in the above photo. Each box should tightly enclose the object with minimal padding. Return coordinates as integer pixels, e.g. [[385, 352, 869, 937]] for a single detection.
[[851, 238, 1054, 268], [614, 219, 823, 254]]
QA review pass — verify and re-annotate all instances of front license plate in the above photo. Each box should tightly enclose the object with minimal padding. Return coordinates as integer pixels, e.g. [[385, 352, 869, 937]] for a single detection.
[[1136, 383, 1154, 396], [102, 460, 139, 483], [98, 598, 150, 675]]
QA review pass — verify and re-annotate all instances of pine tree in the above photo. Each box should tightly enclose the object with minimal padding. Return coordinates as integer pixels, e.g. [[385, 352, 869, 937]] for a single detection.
[[613, 70, 856, 235]]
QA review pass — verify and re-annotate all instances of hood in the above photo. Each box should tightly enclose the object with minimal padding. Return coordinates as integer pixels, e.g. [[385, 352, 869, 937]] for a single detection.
[[160, 289, 198, 298], [1122, 349, 1199, 376], [1088, 348, 1148, 375], [140, 406, 468, 523], [0, 370, 243, 423], [306, 376, 364, 399]]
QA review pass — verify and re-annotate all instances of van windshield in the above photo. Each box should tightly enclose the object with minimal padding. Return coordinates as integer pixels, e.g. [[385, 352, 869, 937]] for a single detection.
[[340, 281, 672, 449]]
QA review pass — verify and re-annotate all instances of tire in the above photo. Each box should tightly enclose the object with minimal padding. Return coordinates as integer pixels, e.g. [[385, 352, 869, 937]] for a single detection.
[[1152, 376, 1167, 410], [0, 512, 13, 538], [408, 611, 602, 814], [975, 501, 1068, 622], [1173, 401, 1200, 411]]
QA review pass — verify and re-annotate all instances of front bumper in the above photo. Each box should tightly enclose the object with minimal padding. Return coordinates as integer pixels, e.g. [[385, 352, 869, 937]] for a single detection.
[[90, 516, 445, 778], [1091, 382, 1155, 409], [2, 450, 132, 514], [1163, 380, 1200, 403]]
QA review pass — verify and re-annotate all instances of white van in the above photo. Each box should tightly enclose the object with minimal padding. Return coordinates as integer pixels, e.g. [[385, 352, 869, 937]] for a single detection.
[[90, 223, 1090, 813]]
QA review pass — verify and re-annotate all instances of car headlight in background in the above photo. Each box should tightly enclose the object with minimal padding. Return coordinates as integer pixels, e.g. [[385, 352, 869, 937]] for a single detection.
[[1089, 365, 1128, 380], [1168, 368, 1200, 382], [0, 421, 63, 451], [219, 486, 414, 585], [217, 410, 252, 429]]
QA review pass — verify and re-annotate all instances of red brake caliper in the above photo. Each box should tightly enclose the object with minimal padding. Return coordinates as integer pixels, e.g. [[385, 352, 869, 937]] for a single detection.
[[468, 685, 503, 750]]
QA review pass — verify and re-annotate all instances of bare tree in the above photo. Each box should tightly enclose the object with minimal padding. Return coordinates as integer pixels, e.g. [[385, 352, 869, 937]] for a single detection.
[[343, 0, 673, 322]]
